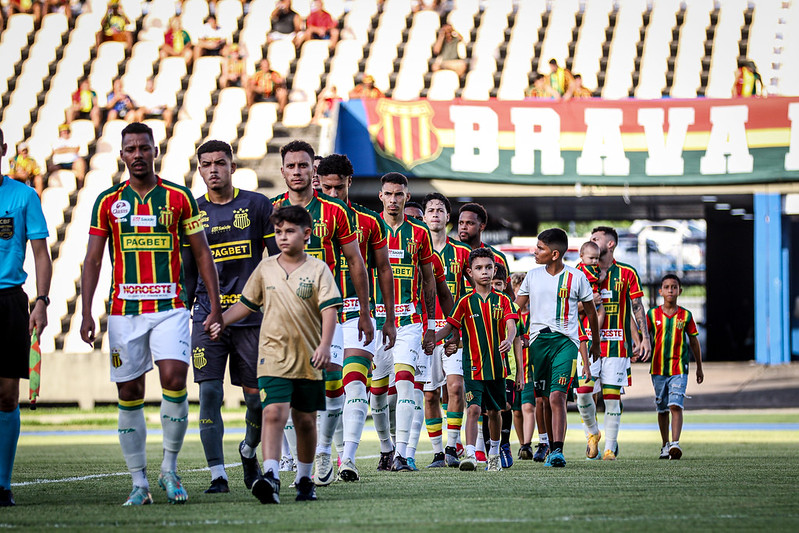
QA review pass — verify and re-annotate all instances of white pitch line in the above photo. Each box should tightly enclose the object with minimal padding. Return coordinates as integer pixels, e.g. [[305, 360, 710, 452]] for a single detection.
[[12, 450, 434, 487]]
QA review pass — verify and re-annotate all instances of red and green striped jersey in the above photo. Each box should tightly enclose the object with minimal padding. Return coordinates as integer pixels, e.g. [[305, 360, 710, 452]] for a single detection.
[[504, 302, 526, 377], [447, 289, 517, 381], [271, 191, 356, 280], [375, 215, 434, 328], [597, 260, 644, 358], [577, 262, 600, 293], [647, 306, 698, 376], [463, 242, 510, 290], [89, 177, 203, 315], [339, 201, 387, 321], [432, 237, 471, 326], [519, 309, 534, 383]]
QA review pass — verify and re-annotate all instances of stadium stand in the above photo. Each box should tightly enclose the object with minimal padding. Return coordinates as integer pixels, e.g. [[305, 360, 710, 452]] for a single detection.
[[0, 0, 792, 352]]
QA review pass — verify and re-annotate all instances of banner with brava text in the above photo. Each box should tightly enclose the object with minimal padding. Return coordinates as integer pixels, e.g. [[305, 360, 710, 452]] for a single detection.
[[334, 97, 799, 186]]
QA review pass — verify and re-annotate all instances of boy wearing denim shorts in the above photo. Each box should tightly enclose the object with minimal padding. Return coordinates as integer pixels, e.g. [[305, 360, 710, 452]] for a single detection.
[[647, 274, 704, 460]]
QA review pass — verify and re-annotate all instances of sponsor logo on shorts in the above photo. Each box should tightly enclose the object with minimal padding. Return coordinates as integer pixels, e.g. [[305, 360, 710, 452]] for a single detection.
[[210, 240, 252, 262], [111, 200, 131, 219], [600, 329, 623, 342], [193, 347, 207, 369], [343, 298, 360, 312], [119, 283, 177, 300], [375, 303, 416, 317], [121, 233, 173, 251], [130, 215, 157, 227], [296, 277, 314, 299], [111, 347, 122, 368]]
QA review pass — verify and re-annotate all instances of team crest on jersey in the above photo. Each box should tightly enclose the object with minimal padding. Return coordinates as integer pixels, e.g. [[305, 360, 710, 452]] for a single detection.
[[111, 348, 122, 369], [355, 225, 365, 243], [558, 287, 569, 299], [296, 277, 314, 299], [158, 206, 174, 227], [233, 208, 250, 229], [676, 319, 685, 330], [492, 303, 503, 320], [449, 259, 461, 276], [614, 278, 623, 293], [406, 239, 419, 256], [313, 220, 328, 239], [193, 347, 207, 369]]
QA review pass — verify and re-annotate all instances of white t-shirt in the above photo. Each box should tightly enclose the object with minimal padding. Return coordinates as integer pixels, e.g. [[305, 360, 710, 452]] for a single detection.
[[518, 264, 593, 345], [51, 137, 80, 165], [199, 23, 228, 44]]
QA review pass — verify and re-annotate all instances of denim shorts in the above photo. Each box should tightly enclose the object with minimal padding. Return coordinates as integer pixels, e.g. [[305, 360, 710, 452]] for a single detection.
[[651, 373, 688, 412]]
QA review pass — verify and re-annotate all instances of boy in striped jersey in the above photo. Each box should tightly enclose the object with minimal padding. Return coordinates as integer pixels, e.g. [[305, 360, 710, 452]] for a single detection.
[[647, 274, 703, 460], [436, 247, 517, 472], [317, 154, 397, 481], [81, 123, 222, 505], [515, 229, 600, 468]]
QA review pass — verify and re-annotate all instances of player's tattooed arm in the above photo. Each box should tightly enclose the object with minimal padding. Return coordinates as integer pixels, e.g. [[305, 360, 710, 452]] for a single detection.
[[631, 297, 651, 362]]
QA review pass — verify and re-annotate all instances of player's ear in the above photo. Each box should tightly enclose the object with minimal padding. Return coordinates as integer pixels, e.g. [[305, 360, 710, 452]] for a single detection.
[[230, 160, 237, 173], [303, 226, 312, 240]]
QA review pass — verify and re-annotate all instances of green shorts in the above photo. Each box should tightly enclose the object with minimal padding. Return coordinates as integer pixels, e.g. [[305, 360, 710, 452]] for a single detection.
[[530, 332, 578, 397], [511, 380, 522, 411], [520, 382, 537, 405], [464, 376, 506, 411], [258, 376, 326, 413]]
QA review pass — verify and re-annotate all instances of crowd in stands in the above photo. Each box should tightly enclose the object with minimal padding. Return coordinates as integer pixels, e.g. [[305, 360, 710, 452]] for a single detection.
[[0, 0, 773, 199]]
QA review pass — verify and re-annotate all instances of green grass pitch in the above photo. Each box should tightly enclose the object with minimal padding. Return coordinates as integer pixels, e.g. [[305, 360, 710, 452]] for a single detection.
[[3, 409, 798, 531]]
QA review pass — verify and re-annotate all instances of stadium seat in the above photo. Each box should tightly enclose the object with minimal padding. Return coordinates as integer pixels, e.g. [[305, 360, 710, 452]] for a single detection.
[[706, 1, 746, 98], [428, 70, 461, 101], [571, 0, 612, 91], [670, 0, 714, 98], [635, 0, 679, 98], [232, 168, 259, 191], [602, 0, 646, 99], [267, 40, 297, 78], [281, 102, 312, 128]]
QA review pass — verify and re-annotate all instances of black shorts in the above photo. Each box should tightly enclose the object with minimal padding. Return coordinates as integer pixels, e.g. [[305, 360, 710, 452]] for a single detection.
[[191, 323, 259, 388], [0, 286, 31, 379]]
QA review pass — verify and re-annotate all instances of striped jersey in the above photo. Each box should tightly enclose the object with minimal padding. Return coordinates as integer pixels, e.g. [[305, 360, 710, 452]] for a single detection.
[[519, 308, 534, 383], [505, 302, 525, 377], [576, 262, 600, 292], [89, 177, 203, 315], [188, 189, 275, 327], [339, 201, 387, 321], [597, 260, 644, 358], [447, 289, 517, 381], [432, 237, 471, 328], [419, 249, 448, 327], [518, 265, 594, 345], [375, 215, 434, 328], [463, 242, 511, 290], [647, 306, 699, 376], [271, 190, 356, 280]]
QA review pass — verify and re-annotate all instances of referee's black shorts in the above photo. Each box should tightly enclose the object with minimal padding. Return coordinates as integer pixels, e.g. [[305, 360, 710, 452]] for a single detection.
[[0, 286, 31, 379]]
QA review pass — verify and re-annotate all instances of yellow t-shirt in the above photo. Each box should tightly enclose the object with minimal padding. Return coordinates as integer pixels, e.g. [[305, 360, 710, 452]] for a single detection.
[[241, 254, 342, 380]]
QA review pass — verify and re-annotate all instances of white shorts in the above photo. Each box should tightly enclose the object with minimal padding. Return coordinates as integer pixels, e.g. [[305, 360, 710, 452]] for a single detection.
[[578, 356, 631, 393], [342, 317, 377, 355], [416, 348, 432, 384], [107, 308, 191, 383], [330, 322, 344, 367], [373, 323, 422, 380], [423, 345, 446, 391]]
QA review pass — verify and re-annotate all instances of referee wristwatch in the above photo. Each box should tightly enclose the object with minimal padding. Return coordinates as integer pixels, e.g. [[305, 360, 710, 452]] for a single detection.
[[36, 295, 50, 306]]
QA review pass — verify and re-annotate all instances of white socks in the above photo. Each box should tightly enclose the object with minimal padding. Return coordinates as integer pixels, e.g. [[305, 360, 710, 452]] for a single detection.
[[118, 407, 147, 488], [604, 399, 622, 452], [577, 392, 600, 436], [342, 380, 369, 461], [317, 395, 345, 455], [160, 395, 189, 474], [393, 379, 416, 458], [370, 391, 394, 453]]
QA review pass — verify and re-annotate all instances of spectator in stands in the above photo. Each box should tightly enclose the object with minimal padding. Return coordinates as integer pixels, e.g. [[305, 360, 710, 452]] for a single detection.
[[219, 44, 247, 88], [525, 73, 559, 100], [193, 15, 228, 64], [296, 0, 340, 51], [733, 59, 764, 97], [349, 74, 383, 98], [161, 17, 193, 66], [10, 143, 44, 196], [135, 78, 175, 130], [432, 23, 467, 79], [67, 77, 101, 132], [105, 78, 137, 123], [48, 124, 86, 188], [268, 0, 302, 46], [312, 85, 341, 124], [563, 74, 593, 100], [245, 58, 288, 115], [43, 0, 73, 23], [546, 58, 574, 97], [96, 0, 133, 51], [9, 1, 43, 25]]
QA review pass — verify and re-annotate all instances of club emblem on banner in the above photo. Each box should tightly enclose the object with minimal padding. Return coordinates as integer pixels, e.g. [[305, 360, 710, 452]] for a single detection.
[[370, 99, 442, 169]]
